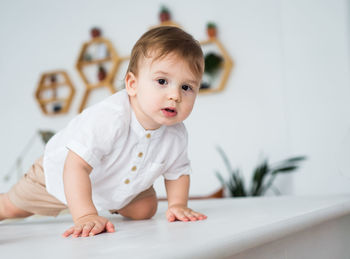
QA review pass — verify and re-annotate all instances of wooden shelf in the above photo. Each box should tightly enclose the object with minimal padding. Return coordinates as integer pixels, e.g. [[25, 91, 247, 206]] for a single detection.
[[77, 57, 114, 66], [75, 36, 129, 113], [41, 82, 69, 89], [34, 70, 75, 116], [199, 37, 233, 94], [38, 97, 67, 105]]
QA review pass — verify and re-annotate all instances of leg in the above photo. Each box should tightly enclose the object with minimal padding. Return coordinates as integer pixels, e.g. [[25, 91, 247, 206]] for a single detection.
[[0, 193, 33, 220], [117, 191, 158, 220], [2, 157, 67, 220]]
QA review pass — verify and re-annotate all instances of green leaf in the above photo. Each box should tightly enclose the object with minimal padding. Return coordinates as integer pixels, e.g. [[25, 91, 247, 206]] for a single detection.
[[231, 169, 247, 197], [271, 156, 306, 169], [271, 165, 298, 175], [251, 159, 269, 196], [216, 146, 235, 177], [284, 156, 307, 163], [204, 53, 223, 75], [207, 22, 217, 28]]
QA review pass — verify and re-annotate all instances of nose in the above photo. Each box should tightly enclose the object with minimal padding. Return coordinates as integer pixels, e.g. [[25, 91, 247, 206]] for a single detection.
[[168, 87, 181, 103]]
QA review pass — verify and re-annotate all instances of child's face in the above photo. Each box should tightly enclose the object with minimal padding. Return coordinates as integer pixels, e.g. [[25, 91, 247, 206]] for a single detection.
[[126, 52, 201, 130]]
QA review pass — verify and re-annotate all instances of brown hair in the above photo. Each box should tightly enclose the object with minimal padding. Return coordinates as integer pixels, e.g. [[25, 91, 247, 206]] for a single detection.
[[126, 26, 204, 80]]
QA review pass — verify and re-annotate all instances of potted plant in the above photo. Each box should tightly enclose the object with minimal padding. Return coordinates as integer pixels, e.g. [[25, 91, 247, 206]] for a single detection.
[[215, 146, 307, 197], [207, 22, 217, 38], [200, 52, 223, 90], [159, 6, 171, 23]]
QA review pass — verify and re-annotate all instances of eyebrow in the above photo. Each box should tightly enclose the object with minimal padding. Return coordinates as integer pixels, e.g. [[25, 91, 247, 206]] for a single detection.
[[153, 70, 200, 86], [153, 70, 170, 76]]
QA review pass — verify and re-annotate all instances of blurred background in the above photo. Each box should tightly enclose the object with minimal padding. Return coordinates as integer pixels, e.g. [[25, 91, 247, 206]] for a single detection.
[[0, 0, 349, 198]]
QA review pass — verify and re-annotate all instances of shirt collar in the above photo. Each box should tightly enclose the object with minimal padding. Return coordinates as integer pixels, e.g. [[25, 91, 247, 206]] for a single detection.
[[130, 109, 165, 139]]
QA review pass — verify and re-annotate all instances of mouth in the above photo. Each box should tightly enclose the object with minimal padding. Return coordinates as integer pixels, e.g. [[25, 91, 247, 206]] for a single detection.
[[161, 107, 178, 117]]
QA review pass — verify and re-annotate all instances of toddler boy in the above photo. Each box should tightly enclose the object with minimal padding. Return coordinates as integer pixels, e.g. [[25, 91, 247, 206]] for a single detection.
[[0, 26, 207, 237]]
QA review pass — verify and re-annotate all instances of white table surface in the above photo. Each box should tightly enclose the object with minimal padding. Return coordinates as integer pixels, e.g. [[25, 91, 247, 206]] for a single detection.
[[1, 195, 350, 259]]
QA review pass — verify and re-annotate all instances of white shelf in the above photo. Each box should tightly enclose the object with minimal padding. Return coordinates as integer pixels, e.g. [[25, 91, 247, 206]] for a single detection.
[[2, 195, 350, 258]]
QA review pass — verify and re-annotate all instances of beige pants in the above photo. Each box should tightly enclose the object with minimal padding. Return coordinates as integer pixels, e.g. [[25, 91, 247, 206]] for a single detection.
[[7, 157, 155, 216]]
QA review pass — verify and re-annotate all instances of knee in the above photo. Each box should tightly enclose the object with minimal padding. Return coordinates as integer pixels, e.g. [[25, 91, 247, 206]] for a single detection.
[[119, 196, 158, 220], [138, 200, 157, 220], [131, 198, 158, 220]]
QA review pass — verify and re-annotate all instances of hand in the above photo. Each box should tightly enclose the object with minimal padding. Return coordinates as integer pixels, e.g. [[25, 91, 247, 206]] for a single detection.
[[62, 214, 115, 238], [166, 205, 207, 222]]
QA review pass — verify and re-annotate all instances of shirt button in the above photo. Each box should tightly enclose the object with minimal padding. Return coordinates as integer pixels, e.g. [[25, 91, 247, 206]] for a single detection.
[[146, 133, 151, 139], [131, 166, 137, 171], [138, 152, 143, 158], [124, 179, 130, 184]]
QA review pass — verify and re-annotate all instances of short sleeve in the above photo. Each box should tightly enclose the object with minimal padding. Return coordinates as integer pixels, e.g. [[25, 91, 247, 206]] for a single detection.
[[162, 126, 192, 180], [65, 104, 124, 168]]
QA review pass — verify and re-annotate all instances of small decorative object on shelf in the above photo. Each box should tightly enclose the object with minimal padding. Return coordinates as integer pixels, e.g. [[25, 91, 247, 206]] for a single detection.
[[91, 27, 101, 38], [155, 6, 180, 28], [49, 74, 63, 113], [159, 6, 171, 22], [199, 22, 233, 94], [206, 22, 217, 38], [215, 146, 307, 197], [35, 70, 75, 115], [76, 27, 129, 113], [97, 65, 107, 81], [83, 52, 93, 62], [50, 74, 57, 83], [202, 52, 224, 89]]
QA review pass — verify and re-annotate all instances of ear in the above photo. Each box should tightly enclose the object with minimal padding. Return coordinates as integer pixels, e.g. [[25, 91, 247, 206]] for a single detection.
[[125, 72, 137, 97]]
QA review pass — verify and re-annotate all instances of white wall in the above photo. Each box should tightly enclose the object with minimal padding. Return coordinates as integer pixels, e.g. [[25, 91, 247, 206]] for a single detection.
[[0, 0, 349, 198], [281, 0, 350, 195]]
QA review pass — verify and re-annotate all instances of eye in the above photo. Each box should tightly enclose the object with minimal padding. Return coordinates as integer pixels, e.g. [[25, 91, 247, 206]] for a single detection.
[[182, 85, 192, 91], [158, 79, 167, 85]]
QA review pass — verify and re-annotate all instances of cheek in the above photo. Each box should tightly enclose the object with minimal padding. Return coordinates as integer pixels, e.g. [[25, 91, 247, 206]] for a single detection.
[[141, 91, 162, 110], [182, 97, 196, 115]]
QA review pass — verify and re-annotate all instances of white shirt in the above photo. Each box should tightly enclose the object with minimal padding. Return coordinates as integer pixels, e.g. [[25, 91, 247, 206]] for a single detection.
[[43, 90, 191, 210]]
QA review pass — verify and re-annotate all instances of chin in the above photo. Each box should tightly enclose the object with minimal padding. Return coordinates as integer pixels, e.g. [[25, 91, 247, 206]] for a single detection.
[[159, 119, 179, 127]]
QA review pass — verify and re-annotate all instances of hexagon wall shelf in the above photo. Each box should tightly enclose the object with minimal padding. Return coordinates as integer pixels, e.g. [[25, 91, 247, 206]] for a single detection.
[[35, 70, 75, 115], [75, 35, 128, 113], [199, 24, 233, 94]]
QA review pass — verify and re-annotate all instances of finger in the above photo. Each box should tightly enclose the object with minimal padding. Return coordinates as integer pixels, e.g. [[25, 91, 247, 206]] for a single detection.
[[82, 223, 95, 237], [105, 221, 115, 233], [89, 220, 107, 236], [89, 220, 113, 236], [62, 227, 75, 238], [186, 212, 198, 221], [72, 225, 83, 238], [89, 223, 103, 236], [191, 211, 207, 220], [167, 212, 176, 222], [172, 211, 189, 222], [182, 210, 198, 221]]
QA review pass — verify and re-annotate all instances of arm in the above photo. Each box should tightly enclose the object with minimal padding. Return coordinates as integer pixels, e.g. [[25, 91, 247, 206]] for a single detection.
[[165, 175, 207, 222], [62, 150, 115, 237], [63, 150, 96, 220]]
